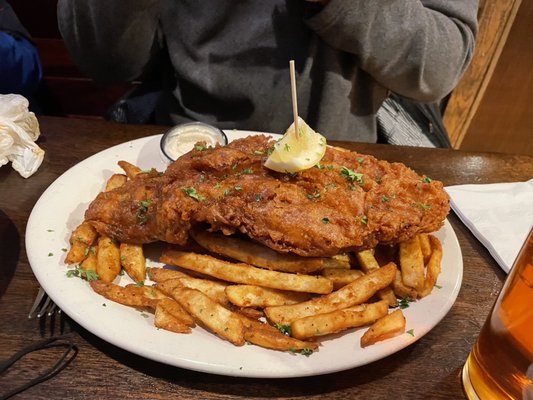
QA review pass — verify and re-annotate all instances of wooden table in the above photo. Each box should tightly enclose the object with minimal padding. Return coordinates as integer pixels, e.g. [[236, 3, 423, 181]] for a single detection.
[[1, 116, 532, 399]]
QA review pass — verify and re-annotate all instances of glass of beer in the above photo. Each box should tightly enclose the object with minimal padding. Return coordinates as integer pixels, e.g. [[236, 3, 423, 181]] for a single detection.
[[462, 227, 533, 399]]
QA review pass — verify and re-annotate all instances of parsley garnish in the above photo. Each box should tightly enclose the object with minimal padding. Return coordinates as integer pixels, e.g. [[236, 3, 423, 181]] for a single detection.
[[136, 199, 152, 225], [284, 143, 291, 152], [398, 297, 412, 309], [135, 281, 145, 287], [421, 176, 432, 183], [255, 194, 263, 202], [253, 150, 264, 155], [195, 144, 208, 151], [84, 246, 96, 256], [322, 217, 330, 224], [434, 284, 442, 289], [406, 329, 415, 337], [381, 195, 390, 202], [66, 266, 99, 281], [181, 187, 206, 202], [420, 203, 432, 210], [48, 252, 53, 257], [242, 167, 253, 174], [340, 166, 364, 185], [234, 186, 242, 192], [289, 347, 314, 357], [360, 215, 368, 225], [275, 324, 292, 336], [307, 191, 321, 200]]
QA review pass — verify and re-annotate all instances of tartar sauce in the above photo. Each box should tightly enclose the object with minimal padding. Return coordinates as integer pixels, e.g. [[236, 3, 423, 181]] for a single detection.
[[160, 122, 228, 162]]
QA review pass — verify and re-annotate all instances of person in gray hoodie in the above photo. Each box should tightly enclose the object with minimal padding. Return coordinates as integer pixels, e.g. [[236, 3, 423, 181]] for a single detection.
[[57, 0, 478, 143]]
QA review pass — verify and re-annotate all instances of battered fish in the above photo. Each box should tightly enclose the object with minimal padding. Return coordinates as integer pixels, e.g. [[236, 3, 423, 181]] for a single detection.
[[85, 135, 450, 257]]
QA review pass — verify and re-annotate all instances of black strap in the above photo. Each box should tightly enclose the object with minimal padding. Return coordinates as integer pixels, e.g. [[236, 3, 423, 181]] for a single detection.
[[0, 335, 78, 400]]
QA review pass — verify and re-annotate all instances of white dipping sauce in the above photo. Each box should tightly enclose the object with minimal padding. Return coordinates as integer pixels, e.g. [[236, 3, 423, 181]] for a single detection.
[[161, 122, 227, 162]]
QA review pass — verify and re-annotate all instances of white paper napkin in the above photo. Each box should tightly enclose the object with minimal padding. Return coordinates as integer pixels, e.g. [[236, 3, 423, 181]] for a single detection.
[[445, 180, 533, 273], [0, 94, 44, 178]]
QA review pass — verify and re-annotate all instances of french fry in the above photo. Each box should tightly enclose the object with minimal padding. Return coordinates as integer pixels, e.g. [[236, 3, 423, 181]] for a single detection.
[[154, 303, 192, 334], [264, 263, 396, 325], [356, 249, 397, 306], [161, 250, 333, 294], [191, 230, 327, 274], [105, 173, 127, 192], [90, 281, 164, 308], [321, 253, 352, 269], [157, 277, 230, 307], [360, 309, 406, 348], [96, 236, 121, 283], [79, 244, 98, 272], [120, 243, 146, 283], [418, 235, 443, 298], [173, 287, 245, 346], [291, 300, 389, 339], [399, 236, 425, 292], [392, 267, 418, 299], [225, 285, 311, 308], [65, 221, 99, 264], [156, 297, 195, 326], [418, 233, 432, 264], [319, 268, 364, 290], [148, 267, 191, 282], [117, 160, 142, 179], [239, 315, 319, 352]]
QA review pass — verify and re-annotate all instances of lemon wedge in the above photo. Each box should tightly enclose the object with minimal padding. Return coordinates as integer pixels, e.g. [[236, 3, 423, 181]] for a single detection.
[[264, 117, 327, 173]]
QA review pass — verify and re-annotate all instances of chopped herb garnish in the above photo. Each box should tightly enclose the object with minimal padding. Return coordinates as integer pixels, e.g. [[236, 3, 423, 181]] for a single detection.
[[307, 191, 321, 200], [360, 215, 368, 225], [420, 203, 432, 210], [290, 348, 314, 357], [242, 167, 253, 174], [284, 143, 291, 152], [136, 199, 152, 225], [46, 229, 54, 232], [422, 176, 432, 183], [135, 281, 145, 287], [223, 188, 231, 197], [214, 183, 221, 189], [61, 248, 67, 252], [398, 297, 412, 309], [234, 186, 242, 192], [434, 284, 442, 289], [314, 163, 324, 170], [275, 324, 292, 336], [84, 246, 96, 256], [381, 195, 390, 202], [322, 217, 330, 224], [181, 187, 206, 202], [66, 266, 99, 281], [340, 166, 364, 185], [357, 157, 365, 164], [48, 252, 53, 257], [253, 150, 264, 155], [255, 194, 263, 202], [195, 144, 208, 151], [102, 303, 107, 307], [406, 329, 415, 337]]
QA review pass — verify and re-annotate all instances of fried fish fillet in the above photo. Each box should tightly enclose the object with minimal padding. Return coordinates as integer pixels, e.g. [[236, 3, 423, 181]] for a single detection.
[[85, 135, 449, 257]]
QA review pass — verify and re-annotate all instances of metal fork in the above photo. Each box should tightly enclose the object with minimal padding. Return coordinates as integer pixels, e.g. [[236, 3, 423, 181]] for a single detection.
[[28, 287, 61, 319]]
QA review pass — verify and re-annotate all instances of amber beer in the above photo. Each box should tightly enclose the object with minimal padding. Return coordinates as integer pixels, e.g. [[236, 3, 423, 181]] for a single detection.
[[463, 228, 533, 399]]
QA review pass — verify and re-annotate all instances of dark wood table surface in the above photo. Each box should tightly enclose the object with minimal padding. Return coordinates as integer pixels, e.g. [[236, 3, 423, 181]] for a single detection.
[[1, 116, 532, 400]]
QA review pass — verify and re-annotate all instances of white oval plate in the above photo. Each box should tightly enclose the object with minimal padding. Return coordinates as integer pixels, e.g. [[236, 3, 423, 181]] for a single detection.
[[26, 131, 463, 378]]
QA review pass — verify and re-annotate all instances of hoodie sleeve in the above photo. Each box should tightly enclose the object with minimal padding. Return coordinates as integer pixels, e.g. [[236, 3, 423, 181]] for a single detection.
[[305, 0, 479, 102], [57, 0, 161, 83]]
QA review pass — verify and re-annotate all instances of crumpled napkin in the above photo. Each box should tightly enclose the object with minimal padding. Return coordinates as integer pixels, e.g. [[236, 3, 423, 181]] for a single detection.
[[0, 94, 44, 178], [445, 180, 533, 273]]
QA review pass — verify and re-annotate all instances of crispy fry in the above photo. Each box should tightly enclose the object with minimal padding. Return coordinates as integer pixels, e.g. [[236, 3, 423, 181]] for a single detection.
[[148, 267, 191, 282], [356, 249, 397, 306], [173, 287, 245, 346], [90, 281, 163, 308], [157, 277, 230, 307], [225, 285, 311, 308], [319, 268, 364, 290], [321, 254, 352, 269], [117, 160, 142, 179], [154, 302, 192, 334], [239, 315, 319, 352], [161, 250, 333, 294], [360, 309, 406, 348], [79, 244, 97, 272], [156, 297, 195, 326], [65, 221, 99, 264], [399, 236, 425, 292], [191, 230, 327, 274], [96, 236, 121, 283], [264, 263, 396, 325], [392, 267, 418, 299], [418, 235, 443, 298], [105, 173, 127, 192], [120, 243, 146, 283], [418, 233, 432, 264], [291, 300, 389, 339]]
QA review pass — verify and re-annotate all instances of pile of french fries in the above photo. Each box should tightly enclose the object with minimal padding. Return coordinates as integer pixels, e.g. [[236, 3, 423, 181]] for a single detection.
[[64, 161, 443, 354]]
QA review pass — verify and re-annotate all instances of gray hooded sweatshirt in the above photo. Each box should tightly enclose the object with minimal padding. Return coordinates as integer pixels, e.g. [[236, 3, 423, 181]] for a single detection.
[[57, 0, 478, 142]]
